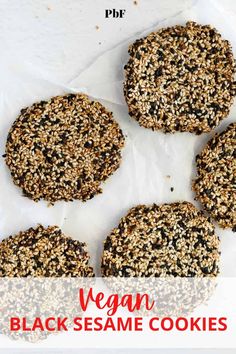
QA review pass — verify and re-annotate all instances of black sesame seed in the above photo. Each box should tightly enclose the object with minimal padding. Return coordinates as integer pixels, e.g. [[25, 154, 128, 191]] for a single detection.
[[154, 67, 162, 77], [84, 141, 93, 148]]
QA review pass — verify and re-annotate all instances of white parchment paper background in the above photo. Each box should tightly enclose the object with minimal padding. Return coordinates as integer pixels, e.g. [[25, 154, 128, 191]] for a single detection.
[[0, 0, 235, 276]]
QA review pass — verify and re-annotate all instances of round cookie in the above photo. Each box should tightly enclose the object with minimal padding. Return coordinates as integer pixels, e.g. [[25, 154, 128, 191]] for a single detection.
[[0, 225, 94, 277], [101, 202, 220, 277], [124, 21, 236, 134], [193, 123, 236, 230], [4, 93, 125, 203]]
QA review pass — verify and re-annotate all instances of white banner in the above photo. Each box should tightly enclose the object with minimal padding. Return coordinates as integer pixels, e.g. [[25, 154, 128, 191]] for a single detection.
[[0, 277, 235, 348]]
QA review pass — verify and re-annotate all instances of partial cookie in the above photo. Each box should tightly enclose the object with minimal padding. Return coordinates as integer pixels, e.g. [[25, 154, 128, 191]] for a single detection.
[[5, 93, 125, 203], [101, 202, 220, 277], [124, 21, 236, 134], [0, 225, 94, 277], [193, 123, 236, 230]]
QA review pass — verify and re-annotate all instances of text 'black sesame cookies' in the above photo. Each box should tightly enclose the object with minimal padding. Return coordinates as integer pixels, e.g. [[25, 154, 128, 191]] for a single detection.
[[5, 93, 125, 203], [0, 225, 94, 277], [124, 21, 236, 134], [101, 202, 220, 277], [193, 123, 236, 230]]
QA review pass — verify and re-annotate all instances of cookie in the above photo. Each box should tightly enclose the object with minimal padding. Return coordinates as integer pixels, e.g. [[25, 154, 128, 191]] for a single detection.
[[4, 93, 125, 203], [101, 202, 220, 277], [124, 21, 236, 134], [193, 123, 236, 230], [0, 225, 94, 277]]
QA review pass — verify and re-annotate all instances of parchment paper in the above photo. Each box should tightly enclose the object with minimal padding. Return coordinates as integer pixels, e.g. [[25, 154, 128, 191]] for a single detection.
[[0, 0, 235, 276]]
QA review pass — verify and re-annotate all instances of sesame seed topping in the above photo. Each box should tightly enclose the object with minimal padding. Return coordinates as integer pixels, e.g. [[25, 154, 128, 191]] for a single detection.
[[101, 202, 220, 277], [0, 225, 94, 277], [124, 21, 236, 134], [4, 93, 125, 203], [193, 122, 236, 230]]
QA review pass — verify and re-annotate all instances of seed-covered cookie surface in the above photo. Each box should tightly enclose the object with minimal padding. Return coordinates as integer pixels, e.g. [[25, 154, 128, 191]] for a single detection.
[[193, 123, 236, 230], [101, 202, 220, 277], [5, 93, 125, 203], [124, 21, 236, 134], [0, 225, 94, 277]]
